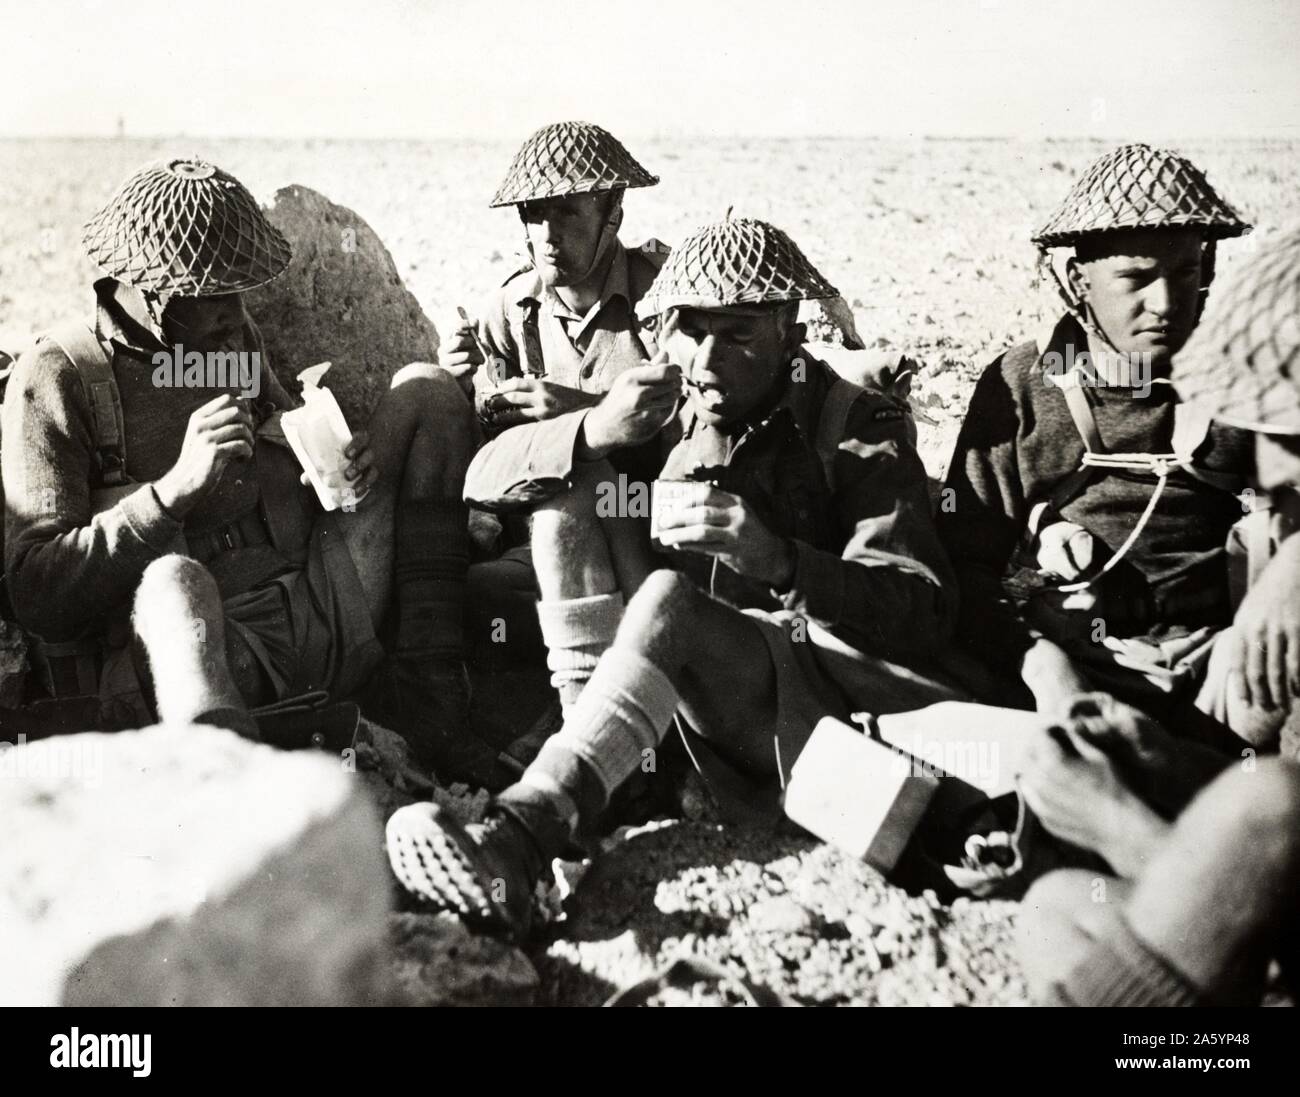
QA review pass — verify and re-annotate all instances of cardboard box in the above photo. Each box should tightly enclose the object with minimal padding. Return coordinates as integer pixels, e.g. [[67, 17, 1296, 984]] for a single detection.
[[784, 716, 938, 872]]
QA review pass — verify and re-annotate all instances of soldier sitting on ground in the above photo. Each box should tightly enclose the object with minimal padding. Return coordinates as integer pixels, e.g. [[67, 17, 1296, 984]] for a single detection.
[[386, 216, 969, 937], [936, 145, 1293, 771], [435, 122, 667, 672], [1016, 226, 1300, 1006], [1, 157, 511, 786]]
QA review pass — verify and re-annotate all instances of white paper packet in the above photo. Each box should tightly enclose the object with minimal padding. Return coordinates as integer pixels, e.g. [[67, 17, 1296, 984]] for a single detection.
[[281, 362, 368, 511]]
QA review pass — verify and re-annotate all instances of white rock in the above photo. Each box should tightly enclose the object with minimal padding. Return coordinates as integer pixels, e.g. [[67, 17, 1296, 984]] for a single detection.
[[0, 724, 389, 1006]]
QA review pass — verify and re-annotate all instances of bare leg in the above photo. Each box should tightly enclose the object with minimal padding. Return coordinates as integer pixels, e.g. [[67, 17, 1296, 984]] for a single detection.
[[385, 569, 782, 935], [132, 555, 254, 736], [1018, 869, 1134, 1003], [1019, 758, 1300, 1005], [614, 569, 782, 773], [335, 362, 477, 626], [530, 459, 659, 709], [343, 364, 506, 784], [530, 458, 658, 603], [1125, 758, 1300, 1001]]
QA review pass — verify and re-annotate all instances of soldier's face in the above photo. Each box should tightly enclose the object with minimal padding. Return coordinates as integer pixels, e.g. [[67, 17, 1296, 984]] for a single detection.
[[519, 193, 611, 287], [162, 293, 247, 352], [1256, 432, 1300, 494], [1069, 228, 1204, 367], [666, 306, 801, 427]]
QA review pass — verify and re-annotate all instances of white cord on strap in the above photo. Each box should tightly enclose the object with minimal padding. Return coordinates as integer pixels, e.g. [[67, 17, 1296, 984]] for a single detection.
[[1059, 455, 1178, 592]]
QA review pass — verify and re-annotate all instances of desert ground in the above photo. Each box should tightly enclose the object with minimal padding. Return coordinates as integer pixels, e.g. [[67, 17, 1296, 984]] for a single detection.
[[3, 136, 1298, 1005]]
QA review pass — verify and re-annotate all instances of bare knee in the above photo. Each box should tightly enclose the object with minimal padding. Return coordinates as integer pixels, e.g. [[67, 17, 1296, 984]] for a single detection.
[[534, 459, 616, 522], [1197, 757, 1300, 848], [616, 570, 698, 660], [134, 555, 219, 618], [1018, 869, 1124, 1001]]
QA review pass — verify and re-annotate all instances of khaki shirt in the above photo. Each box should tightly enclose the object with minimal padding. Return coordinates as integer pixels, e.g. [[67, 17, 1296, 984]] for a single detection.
[[465, 239, 665, 511]]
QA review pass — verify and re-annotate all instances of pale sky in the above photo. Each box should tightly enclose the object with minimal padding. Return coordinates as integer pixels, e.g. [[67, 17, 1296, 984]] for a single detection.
[[2, 0, 1297, 139]]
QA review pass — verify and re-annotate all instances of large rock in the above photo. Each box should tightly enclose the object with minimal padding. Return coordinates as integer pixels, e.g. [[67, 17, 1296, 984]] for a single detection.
[[246, 185, 439, 428], [0, 725, 391, 1006]]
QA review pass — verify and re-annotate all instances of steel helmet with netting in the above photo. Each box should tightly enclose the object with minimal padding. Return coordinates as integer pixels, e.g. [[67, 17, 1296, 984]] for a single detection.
[[82, 157, 291, 297], [490, 121, 658, 208], [1032, 144, 1252, 343], [1033, 143, 1251, 249], [1173, 227, 1300, 434], [635, 216, 837, 320]]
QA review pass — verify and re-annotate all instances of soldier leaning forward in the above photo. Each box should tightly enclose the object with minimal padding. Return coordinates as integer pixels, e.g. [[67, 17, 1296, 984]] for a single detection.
[[388, 217, 966, 938], [1, 157, 509, 786]]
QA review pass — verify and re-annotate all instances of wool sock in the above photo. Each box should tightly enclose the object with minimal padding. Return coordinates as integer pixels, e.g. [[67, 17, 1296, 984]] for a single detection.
[[536, 592, 625, 711], [498, 649, 680, 854], [395, 499, 469, 660], [1054, 912, 1205, 1006]]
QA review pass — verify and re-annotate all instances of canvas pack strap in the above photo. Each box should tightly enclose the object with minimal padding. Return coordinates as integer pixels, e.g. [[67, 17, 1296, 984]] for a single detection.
[[519, 301, 546, 377], [814, 376, 868, 492], [46, 322, 128, 487]]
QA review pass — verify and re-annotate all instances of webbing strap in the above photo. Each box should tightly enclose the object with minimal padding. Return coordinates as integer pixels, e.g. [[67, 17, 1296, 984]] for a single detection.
[[518, 302, 546, 377], [814, 376, 867, 491], [1060, 379, 1105, 454], [1059, 470, 1171, 594], [46, 322, 127, 487]]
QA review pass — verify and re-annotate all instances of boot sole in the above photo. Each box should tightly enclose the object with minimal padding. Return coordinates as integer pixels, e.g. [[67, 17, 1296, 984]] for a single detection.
[[385, 802, 518, 934]]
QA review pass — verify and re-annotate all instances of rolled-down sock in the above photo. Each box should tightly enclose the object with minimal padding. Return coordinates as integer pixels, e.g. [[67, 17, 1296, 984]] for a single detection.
[[499, 649, 679, 847], [1053, 912, 1205, 1007], [536, 592, 625, 712]]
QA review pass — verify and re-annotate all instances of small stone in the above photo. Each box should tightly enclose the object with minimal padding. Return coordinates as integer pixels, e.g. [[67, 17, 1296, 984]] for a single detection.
[[747, 895, 814, 935]]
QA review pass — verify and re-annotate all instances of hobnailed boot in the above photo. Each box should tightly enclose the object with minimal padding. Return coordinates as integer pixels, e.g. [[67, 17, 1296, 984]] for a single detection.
[[385, 797, 572, 939], [367, 499, 514, 790]]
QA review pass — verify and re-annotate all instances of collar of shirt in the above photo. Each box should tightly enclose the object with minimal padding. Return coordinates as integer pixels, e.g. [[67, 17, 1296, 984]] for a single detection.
[[516, 241, 632, 349], [1039, 312, 1169, 391], [94, 276, 168, 363]]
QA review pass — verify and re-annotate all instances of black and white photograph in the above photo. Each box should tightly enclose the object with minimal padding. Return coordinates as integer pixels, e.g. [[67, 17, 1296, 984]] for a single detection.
[[0, 0, 1297, 1066]]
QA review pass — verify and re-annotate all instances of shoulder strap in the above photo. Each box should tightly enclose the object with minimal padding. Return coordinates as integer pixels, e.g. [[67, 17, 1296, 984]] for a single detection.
[[517, 300, 546, 377], [46, 322, 128, 487], [1032, 375, 1106, 529], [815, 376, 867, 491], [1059, 380, 1106, 454]]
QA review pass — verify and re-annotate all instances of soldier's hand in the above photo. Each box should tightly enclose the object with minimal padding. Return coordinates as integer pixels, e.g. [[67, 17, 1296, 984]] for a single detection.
[[654, 484, 795, 588], [439, 317, 491, 399], [1017, 720, 1166, 875], [439, 322, 485, 374], [155, 394, 254, 518], [481, 377, 600, 426], [579, 350, 683, 457], [1224, 532, 1300, 713]]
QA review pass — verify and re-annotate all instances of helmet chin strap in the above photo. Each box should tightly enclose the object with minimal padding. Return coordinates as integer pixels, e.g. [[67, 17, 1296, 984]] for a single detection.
[[526, 192, 624, 289], [139, 287, 175, 344], [1036, 246, 1122, 357], [1037, 237, 1219, 360]]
